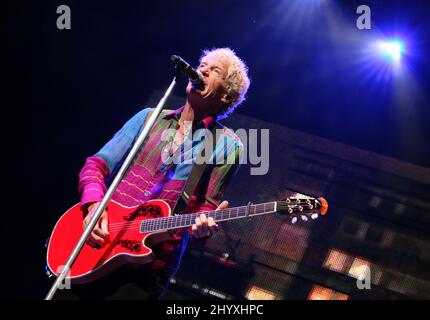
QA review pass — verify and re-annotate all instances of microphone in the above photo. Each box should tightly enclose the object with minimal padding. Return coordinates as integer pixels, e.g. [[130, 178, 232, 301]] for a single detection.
[[171, 55, 204, 88]]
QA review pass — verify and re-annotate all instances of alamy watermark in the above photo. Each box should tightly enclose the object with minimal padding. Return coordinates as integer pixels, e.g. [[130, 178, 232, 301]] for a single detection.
[[55, 5, 371, 31], [160, 122, 270, 176], [56, 265, 71, 290], [356, 265, 372, 290], [56, 5, 71, 30], [356, 5, 371, 30]]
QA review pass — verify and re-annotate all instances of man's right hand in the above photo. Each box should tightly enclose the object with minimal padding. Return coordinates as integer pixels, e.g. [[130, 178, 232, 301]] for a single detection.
[[82, 202, 110, 248]]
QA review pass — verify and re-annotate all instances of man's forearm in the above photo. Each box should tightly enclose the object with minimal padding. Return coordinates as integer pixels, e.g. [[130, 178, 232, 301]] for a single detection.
[[78, 156, 110, 211]]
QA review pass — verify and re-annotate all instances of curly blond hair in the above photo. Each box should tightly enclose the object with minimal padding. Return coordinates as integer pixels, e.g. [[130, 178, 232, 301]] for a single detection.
[[200, 47, 250, 119]]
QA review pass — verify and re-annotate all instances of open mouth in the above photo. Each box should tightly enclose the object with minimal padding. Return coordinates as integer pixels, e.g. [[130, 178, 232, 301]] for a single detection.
[[192, 82, 205, 92]]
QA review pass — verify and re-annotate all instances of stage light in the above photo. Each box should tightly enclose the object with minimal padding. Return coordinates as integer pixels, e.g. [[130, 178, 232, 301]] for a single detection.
[[377, 39, 406, 63]]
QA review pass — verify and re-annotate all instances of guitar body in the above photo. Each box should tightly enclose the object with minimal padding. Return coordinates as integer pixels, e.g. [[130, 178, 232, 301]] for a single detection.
[[46, 199, 173, 284]]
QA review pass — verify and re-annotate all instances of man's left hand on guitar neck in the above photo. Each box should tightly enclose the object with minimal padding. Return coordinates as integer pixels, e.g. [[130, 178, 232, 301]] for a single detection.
[[190, 200, 228, 239]]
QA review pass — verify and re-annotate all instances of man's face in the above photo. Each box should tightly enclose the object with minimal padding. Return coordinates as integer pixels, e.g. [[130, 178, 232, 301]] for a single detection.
[[186, 54, 231, 115]]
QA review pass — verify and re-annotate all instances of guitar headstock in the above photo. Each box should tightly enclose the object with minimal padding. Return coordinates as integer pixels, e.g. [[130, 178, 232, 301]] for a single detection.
[[276, 197, 328, 224]]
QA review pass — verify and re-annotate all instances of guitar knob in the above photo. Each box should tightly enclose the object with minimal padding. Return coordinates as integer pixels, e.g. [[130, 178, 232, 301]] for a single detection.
[[45, 265, 53, 278], [311, 213, 319, 220], [291, 217, 298, 224], [301, 215, 308, 222]]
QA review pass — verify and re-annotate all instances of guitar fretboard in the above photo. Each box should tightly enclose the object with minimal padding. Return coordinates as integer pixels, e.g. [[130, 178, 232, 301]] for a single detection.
[[139, 202, 277, 233]]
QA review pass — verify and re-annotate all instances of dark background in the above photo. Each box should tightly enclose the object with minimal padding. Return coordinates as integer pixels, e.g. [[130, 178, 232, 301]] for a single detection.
[[4, 0, 430, 299]]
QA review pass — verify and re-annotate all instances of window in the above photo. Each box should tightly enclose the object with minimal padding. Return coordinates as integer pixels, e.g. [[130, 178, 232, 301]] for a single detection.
[[324, 249, 350, 273], [275, 223, 309, 262], [245, 286, 280, 300], [348, 257, 371, 280], [366, 225, 384, 244], [369, 196, 382, 208], [394, 203, 405, 215], [308, 285, 348, 300]]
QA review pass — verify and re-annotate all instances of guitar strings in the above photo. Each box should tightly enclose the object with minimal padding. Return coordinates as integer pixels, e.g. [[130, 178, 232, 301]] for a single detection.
[[90, 203, 310, 233], [89, 202, 279, 233], [93, 203, 265, 229], [101, 205, 262, 233]]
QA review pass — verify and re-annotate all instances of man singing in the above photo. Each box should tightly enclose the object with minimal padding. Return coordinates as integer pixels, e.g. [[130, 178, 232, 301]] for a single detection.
[[56, 47, 250, 299]]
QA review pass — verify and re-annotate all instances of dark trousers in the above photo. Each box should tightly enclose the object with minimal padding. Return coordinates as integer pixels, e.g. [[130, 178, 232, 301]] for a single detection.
[[52, 265, 170, 300]]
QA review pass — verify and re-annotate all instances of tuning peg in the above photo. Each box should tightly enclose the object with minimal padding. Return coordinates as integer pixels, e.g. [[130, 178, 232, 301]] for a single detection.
[[298, 206, 304, 212], [311, 213, 319, 220], [308, 204, 314, 210], [301, 215, 308, 222], [291, 217, 298, 224], [288, 208, 293, 214]]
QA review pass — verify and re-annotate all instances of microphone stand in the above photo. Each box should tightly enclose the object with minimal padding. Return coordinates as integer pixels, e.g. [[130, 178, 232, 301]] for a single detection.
[[45, 73, 180, 300]]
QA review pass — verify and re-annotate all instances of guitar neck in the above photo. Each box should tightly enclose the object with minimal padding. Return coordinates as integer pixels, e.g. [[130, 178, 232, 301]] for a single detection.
[[139, 202, 278, 233]]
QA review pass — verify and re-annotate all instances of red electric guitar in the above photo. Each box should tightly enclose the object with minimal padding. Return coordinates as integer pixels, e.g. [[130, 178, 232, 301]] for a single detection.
[[46, 197, 328, 284]]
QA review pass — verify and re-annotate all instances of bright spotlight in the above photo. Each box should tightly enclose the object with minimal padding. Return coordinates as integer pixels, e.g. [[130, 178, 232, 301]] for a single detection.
[[377, 39, 406, 63]]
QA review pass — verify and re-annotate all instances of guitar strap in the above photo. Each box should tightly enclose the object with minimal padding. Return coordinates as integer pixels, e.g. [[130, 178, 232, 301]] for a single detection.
[[173, 123, 222, 215]]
